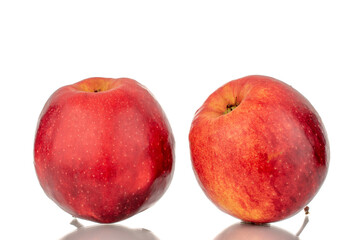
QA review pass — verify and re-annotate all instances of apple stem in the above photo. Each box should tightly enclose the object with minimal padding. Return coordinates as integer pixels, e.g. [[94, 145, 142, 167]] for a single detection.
[[224, 97, 240, 114], [295, 206, 310, 237], [70, 218, 84, 229]]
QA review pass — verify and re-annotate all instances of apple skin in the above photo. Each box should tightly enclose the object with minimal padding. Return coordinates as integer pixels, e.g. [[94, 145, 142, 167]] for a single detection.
[[34, 77, 174, 223], [189, 75, 329, 223]]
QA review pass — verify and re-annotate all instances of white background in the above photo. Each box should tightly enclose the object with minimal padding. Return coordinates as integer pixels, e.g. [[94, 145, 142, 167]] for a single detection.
[[1, 1, 359, 239]]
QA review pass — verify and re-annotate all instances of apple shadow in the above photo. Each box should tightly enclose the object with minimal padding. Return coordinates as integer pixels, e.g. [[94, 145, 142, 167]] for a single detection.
[[214, 222, 299, 240], [59, 220, 159, 240]]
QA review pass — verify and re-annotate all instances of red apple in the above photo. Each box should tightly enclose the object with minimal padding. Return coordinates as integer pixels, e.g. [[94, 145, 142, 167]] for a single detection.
[[34, 77, 174, 223], [189, 75, 329, 223]]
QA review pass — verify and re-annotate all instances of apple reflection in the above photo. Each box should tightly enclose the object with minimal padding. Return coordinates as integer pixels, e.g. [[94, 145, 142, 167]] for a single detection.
[[60, 222, 159, 240], [214, 222, 299, 240]]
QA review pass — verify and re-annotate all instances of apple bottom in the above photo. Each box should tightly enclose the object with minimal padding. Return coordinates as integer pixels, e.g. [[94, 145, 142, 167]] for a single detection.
[[194, 159, 324, 223], [39, 168, 171, 223]]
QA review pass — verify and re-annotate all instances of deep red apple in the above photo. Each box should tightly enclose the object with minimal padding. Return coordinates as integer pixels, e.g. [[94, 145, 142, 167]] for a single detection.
[[189, 75, 329, 223], [34, 77, 174, 223]]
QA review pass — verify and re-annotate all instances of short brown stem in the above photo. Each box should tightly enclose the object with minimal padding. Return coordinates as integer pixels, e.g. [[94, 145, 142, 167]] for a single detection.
[[296, 206, 310, 237], [70, 218, 84, 229]]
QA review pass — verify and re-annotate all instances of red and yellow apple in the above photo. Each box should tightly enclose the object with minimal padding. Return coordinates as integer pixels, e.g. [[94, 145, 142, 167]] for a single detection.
[[34, 77, 174, 223], [189, 75, 329, 223]]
